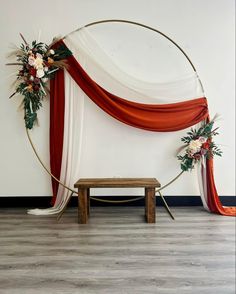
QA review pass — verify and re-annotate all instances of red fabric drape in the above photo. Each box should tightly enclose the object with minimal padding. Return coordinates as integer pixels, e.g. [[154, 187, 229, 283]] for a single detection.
[[50, 40, 235, 216], [65, 54, 209, 132], [206, 158, 235, 215], [49, 69, 65, 205]]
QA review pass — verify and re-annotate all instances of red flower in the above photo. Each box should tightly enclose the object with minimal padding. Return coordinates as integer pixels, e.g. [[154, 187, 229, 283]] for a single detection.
[[34, 78, 40, 84], [194, 153, 201, 160], [33, 84, 40, 91], [202, 142, 210, 150], [29, 67, 36, 76]]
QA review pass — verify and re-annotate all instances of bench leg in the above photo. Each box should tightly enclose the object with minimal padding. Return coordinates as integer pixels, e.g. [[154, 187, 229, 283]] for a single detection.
[[87, 188, 90, 215], [145, 187, 156, 223], [78, 188, 88, 224]]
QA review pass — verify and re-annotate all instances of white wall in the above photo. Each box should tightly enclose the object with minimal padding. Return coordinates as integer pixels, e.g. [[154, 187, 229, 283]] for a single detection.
[[0, 0, 235, 197]]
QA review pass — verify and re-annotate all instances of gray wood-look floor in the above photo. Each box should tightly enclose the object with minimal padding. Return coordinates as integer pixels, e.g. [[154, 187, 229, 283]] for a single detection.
[[0, 207, 235, 294]]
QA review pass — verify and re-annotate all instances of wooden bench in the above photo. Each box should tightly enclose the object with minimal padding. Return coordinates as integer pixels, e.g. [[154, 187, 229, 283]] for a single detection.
[[74, 178, 160, 224]]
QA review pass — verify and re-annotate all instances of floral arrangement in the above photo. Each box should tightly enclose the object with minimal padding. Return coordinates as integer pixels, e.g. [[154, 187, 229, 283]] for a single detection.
[[177, 118, 222, 171], [7, 34, 72, 129]]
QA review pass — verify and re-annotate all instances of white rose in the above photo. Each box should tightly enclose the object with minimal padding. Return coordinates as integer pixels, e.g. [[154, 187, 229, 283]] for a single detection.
[[36, 53, 43, 59], [198, 136, 207, 143], [188, 139, 202, 154], [28, 56, 35, 66], [34, 56, 44, 69], [36, 69, 45, 78], [49, 49, 55, 55]]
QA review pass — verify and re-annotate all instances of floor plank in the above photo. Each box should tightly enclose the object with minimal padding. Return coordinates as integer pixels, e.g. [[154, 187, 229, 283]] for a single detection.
[[0, 207, 235, 294]]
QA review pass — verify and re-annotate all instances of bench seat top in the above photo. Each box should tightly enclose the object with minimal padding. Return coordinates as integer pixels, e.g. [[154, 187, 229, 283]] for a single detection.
[[74, 178, 160, 188]]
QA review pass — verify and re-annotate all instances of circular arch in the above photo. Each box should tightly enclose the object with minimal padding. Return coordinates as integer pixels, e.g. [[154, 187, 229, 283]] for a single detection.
[[28, 19, 206, 215]]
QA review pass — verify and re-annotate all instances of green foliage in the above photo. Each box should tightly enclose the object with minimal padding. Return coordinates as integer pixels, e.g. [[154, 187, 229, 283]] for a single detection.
[[179, 155, 194, 171], [178, 120, 222, 172], [10, 37, 72, 129], [16, 82, 43, 129], [211, 142, 223, 157], [54, 44, 72, 60]]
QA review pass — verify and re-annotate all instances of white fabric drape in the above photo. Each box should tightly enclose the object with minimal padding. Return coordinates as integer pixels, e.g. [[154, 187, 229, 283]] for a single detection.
[[197, 158, 210, 211], [28, 71, 85, 215], [66, 27, 204, 102], [28, 27, 208, 215], [53, 70, 85, 211]]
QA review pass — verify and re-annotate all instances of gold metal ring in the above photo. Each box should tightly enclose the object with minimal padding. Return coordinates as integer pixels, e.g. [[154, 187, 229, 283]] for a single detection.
[[27, 19, 202, 208]]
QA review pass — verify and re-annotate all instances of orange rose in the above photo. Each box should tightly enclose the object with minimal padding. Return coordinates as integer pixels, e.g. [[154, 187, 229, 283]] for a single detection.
[[27, 84, 33, 92], [47, 57, 54, 64]]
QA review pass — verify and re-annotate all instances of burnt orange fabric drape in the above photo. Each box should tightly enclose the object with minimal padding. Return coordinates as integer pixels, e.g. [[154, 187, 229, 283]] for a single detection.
[[65, 53, 209, 132], [50, 40, 235, 216], [206, 159, 235, 215]]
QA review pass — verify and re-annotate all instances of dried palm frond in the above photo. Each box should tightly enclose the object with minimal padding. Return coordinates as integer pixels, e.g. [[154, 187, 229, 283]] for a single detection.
[[18, 99, 24, 111], [9, 92, 17, 99], [11, 79, 21, 89], [175, 144, 188, 156], [7, 49, 24, 58], [19, 33, 29, 46], [211, 113, 220, 122], [48, 36, 62, 49], [52, 60, 69, 69], [45, 86, 50, 94], [6, 62, 23, 66]]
